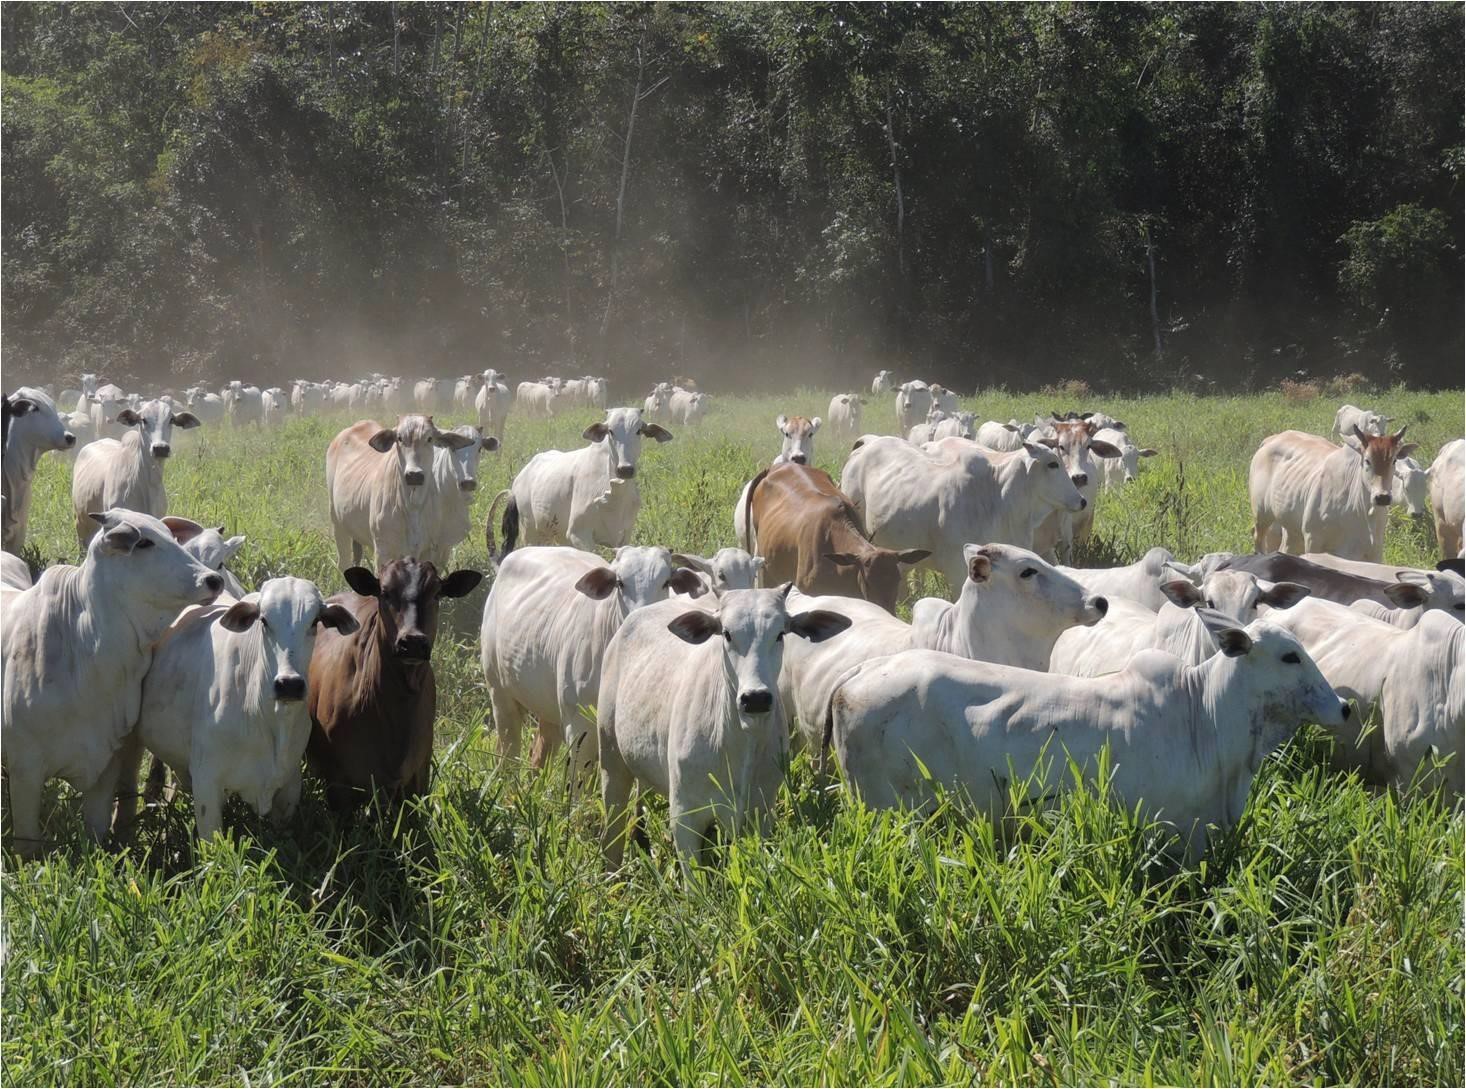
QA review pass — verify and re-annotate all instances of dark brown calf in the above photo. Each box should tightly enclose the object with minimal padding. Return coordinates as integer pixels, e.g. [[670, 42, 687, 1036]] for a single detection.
[[745, 462, 928, 613], [307, 558, 481, 811]]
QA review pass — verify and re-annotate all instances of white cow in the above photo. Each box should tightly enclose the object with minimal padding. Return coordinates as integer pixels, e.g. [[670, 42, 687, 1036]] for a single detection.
[[119, 577, 359, 839], [481, 546, 704, 793], [1051, 569, 1311, 676], [975, 419, 1029, 452], [1056, 547, 1178, 612], [71, 399, 201, 551], [492, 408, 672, 555], [669, 389, 710, 427], [929, 384, 960, 415], [1265, 597, 1463, 796], [453, 374, 479, 411], [931, 411, 977, 441], [731, 414, 823, 548], [475, 369, 511, 442], [165, 516, 248, 598], [597, 586, 850, 873], [428, 424, 500, 565], [830, 616, 1349, 864], [225, 383, 264, 428], [906, 409, 949, 445], [1, 552, 32, 589], [60, 409, 95, 458], [187, 389, 227, 424], [827, 394, 865, 439], [670, 548, 764, 597], [260, 387, 288, 426], [325, 414, 477, 568], [4, 388, 77, 553], [90, 383, 130, 440], [517, 380, 561, 419], [1094, 426, 1158, 490], [643, 384, 673, 422], [894, 381, 933, 434], [1, 510, 224, 857], [1391, 455, 1429, 516], [1249, 427, 1414, 561], [780, 543, 1105, 758], [1032, 418, 1124, 560], [840, 435, 1086, 588], [587, 377, 609, 409], [1332, 404, 1389, 441], [871, 370, 895, 396], [1430, 439, 1464, 558], [1298, 552, 1464, 615]]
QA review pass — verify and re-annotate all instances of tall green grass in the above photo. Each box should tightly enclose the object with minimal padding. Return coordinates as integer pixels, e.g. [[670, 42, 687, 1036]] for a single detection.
[[4, 387, 1462, 1085]]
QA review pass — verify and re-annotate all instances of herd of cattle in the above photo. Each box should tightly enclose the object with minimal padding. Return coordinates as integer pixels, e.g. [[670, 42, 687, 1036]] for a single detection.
[[2, 370, 1463, 874]]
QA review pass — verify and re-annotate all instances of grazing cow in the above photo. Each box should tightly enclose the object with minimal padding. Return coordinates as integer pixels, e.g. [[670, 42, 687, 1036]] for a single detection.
[[840, 435, 1086, 589], [1032, 418, 1123, 560], [669, 388, 710, 427], [480, 546, 704, 792], [894, 381, 933, 434], [1249, 427, 1415, 561], [731, 414, 822, 547], [428, 424, 500, 565], [871, 370, 894, 396], [1057, 547, 1178, 611], [975, 419, 1029, 452], [931, 411, 977, 441], [830, 615, 1348, 864], [1391, 455, 1429, 516], [1, 511, 223, 857], [120, 577, 359, 839], [743, 462, 928, 611], [1265, 598, 1462, 796], [4, 388, 76, 554], [307, 560, 481, 810], [325, 415, 477, 568], [492, 408, 672, 555], [1200, 551, 1459, 616], [597, 586, 850, 873], [827, 393, 865, 439], [71, 400, 201, 551], [781, 544, 1104, 759], [1051, 570, 1310, 676], [475, 369, 511, 442], [1, 551, 32, 589], [1093, 426, 1158, 490], [1332, 404, 1389, 441], [668, 547, 764, 597], [1430, 439, 1464, 558]]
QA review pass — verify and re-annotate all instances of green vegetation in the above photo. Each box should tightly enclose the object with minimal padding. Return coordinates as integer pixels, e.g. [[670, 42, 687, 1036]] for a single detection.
[[4, 388, 1462, 1086], [3, 3, 1463, 389]]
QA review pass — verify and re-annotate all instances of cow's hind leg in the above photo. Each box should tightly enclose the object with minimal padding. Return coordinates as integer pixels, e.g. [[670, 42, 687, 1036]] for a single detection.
[[488, 685, 528, 764], [5, 769, 45, 859]]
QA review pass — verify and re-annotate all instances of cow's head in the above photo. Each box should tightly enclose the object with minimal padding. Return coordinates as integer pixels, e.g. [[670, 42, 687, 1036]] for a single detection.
[[667, 584, 850, 721], [164, 517, 247, 587], [825, 544, 929, 612], [1392, 456, 1429, 516], [87, 509, 223, 609], [962, 543, 1107, 638], [1020, 439, 1087, 514], [671, 548, 765, 594], [219, 576, 358, 702], [369, 414, 474, 487], [575, 546, 704, 609], [1349, 425, 1416, 508], [1046, 419, 1122, 490], [80, 373, 99, 398], [114, 398, 198, 459], [1160, 569, 1310, 623], [584, 407, 672, 481], [344, 559, 481, 664], [776, 414, 820, 465], [441, 424, 500, 492], [5, 387, 75, 452]]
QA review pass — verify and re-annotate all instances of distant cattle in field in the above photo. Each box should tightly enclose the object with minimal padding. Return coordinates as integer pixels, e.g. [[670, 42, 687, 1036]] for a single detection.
[[1249, 427, 1415, 561], [732, 414, 822, 548], [871, 370, 894, 396], [1332, 404, 1389, 441], [475, 369, 511, 442], [827, 394, 865, 439], [894, 381, 932, 433]]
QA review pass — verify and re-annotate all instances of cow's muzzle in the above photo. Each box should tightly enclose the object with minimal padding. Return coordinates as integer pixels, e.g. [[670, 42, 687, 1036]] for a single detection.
[[151, 443, 172, 458], [273, 675, 306, 701], [738, 689, 773, 714], [63, 432, 76, 447], [394, 634, 432, 662], [616, 465, 636, 480], [790, 455, 808, 466], [459, 479, 478, 492], [1373, 493, 1392, 506], [404, 469, 426, 486]]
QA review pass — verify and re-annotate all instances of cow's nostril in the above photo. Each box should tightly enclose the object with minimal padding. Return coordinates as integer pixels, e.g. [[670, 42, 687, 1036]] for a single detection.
[[1374, 494, 1391, 506], [1072, 473, 1088, 487], [152, 444, 171, 457], [1094, 596, 1109, 616], [791, 455, 807, 465], [273, 675, 306, 701], [1340, 700, 1352, 721], [616, 465, 635, 480], [459, 479, 477, 492], [64, 433, 76, 447], [404, 469, 425, 485], [203, 574, 223, 594], [738, 690, 773, 714], [1078, 497, 1088, 510]]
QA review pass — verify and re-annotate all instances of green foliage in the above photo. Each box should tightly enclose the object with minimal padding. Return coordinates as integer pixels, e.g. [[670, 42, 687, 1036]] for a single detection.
[[2, 3, 1462, 388], [4, 388, 1462, 1085]]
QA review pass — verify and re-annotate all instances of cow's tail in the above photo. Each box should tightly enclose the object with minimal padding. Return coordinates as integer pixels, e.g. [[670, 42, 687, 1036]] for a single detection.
[[821, 660, 870, 766], [742, 466, 770, 554], [485, 489, 515, 560]]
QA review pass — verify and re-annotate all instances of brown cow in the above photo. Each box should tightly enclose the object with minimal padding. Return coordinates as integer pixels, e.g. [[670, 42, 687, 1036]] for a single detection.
[[307, 558, 481, 811], [744, 462, 928, 612]]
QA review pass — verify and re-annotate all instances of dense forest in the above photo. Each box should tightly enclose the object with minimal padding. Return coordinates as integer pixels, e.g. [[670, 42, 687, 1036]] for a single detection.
[[2, 2, 1462, 392]]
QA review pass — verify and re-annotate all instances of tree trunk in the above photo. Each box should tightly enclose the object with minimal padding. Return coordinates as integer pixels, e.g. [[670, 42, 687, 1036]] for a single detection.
[[545, 147, 576, 362], [885, 98, 906, 276], [1145, 224, 1163, 359], [601, 46, 647, 340], [391, 1, 400, 78]]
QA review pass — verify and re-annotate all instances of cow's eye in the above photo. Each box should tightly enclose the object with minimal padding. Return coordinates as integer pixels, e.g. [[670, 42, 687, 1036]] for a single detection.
[[1047, 462, 1059, 470], [1281, 651, 1301, 664], [1020, 568, 1036, 579], [1206, 599, 1216, 609], [776, 632, 784, 642], [723, 631, 733, 642], [136, 538, 155, 549]]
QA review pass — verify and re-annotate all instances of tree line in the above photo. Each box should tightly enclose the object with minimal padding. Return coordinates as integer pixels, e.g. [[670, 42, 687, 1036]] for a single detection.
[[2, 2, 1461, 392]]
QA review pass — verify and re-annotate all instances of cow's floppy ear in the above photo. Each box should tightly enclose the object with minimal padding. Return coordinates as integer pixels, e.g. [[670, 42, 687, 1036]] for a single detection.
[[1437, 558, 1465, 576], [1383, 581, 1429, 609], [161, 516, 205, 544], [1258, 580, 1311, 609], [898, 549, 931, 565], [1138, 447, 1158, 457], [99, 520, 143, 553], [171, 411, 201, 429], [787, 609, 852, 643], [810, 417, 822, 431], [435, 430, 476, 450], [668, 610, 722, 644], [776, 414, 789, 431], [343, 567, 381, 597], [115, 408, 143, 427], [219, 599, 261, 633], [639, 422, 673, 443], [222, 535, 247, 559], [1161, 579, 1205, 609], [316, 603, 359, 634], [8, 398, 36, 417], [670, 552, 712, 576], [967, 551, 992, 584], [574, 566, 621, 600], [824, 552, 858, 569], [367, 428, 398, 452], [583, 422, 610, 442], [1396, 442, 1418, 459], [438, 569, 483, 599], [1088, 439, 1124, 459], [481, 435, 500, 452], [666, 567, 706, 597], [1196, 609, 1252, 656]]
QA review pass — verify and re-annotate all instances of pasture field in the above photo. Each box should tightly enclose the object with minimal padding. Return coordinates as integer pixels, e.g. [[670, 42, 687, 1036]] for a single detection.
[[3, 386, 1463, 1086]]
